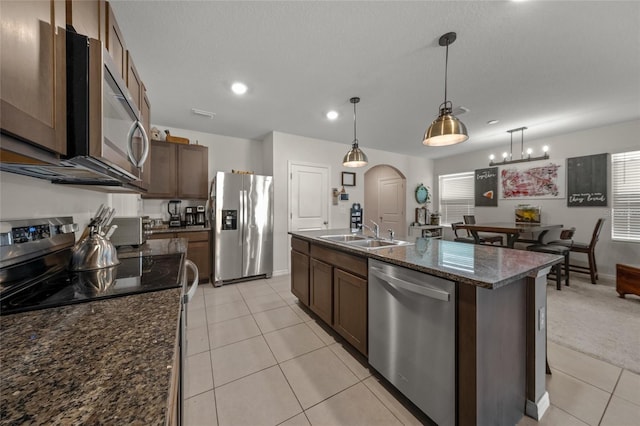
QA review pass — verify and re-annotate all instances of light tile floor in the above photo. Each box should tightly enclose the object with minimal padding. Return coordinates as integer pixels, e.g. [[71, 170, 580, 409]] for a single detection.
[[183, 275, 640, 426]]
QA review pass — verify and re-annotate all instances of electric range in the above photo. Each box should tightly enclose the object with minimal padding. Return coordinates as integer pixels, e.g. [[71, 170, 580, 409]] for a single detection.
[[0, 217, 184, 316]]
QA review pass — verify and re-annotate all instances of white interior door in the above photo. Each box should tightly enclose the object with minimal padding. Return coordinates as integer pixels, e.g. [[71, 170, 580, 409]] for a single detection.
[[290, 162, 330, 231], [378, 177, 405, 237]]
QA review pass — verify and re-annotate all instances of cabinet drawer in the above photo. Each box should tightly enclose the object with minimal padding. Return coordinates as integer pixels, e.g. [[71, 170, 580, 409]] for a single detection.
[[291, 237, 309, 254], [181, 231, 209, 243], [148, 232, 174, 240], [310, 244, 367, 278]]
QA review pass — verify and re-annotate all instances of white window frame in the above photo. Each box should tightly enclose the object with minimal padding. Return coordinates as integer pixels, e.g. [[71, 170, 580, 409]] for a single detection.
[[611, 150, 640, 243], [438, 171, 475, 225]]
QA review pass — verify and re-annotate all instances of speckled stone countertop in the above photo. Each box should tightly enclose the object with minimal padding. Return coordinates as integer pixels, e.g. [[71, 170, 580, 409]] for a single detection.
[[117, 237, 188, 259], [0, 289, 181, 425], [290, 229, 562, 289], [149, 226, 211, 234]]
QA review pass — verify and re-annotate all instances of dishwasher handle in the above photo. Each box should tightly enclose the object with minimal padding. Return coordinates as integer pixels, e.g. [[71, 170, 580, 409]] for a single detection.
[[370, 266, 450, 302], [183, 259, 199, 304]]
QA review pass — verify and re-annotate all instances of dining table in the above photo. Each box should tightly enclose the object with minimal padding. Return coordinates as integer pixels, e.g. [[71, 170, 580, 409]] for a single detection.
[[458, 222, 563, 248]]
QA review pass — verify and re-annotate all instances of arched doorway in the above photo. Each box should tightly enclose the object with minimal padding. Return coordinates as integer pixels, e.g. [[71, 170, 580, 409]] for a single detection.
[[364, 165, 407, 238]]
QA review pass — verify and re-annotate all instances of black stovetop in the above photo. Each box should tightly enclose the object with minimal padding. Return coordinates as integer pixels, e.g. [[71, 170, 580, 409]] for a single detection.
[[0, 251, 183, 315]]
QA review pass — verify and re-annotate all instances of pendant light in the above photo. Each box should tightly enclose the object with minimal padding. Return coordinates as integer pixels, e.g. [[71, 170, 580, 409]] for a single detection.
[[423, 32, 469, 146], [343, 97, 368, 167]]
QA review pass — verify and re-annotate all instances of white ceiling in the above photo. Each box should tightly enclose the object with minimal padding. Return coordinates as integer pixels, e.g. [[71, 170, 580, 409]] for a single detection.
[[110, 1, 640, 160]]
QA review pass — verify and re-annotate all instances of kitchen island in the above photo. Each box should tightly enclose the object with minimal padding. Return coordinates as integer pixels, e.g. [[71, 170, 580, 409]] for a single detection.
[[289, 229, 563, 425], [0, 238, 188, 425]]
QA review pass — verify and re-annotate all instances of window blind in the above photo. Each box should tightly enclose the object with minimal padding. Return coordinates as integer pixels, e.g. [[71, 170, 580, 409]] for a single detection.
[[611, 150, 640, 242], [438, 172, 475, 225]]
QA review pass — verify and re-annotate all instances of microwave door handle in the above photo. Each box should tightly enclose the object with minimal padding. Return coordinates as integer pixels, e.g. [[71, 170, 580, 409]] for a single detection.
[[126, 120, 149, 169]]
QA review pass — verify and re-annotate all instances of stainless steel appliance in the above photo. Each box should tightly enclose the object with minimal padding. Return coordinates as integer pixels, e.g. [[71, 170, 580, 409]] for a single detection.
[[212, 172, 273, 286], [0, 29, 149, 192], [0, 216, 189, 315], [196, 205, 206, 226], [368, 259, 456, 426], [184, 207, 196, 226], [109, 216, 151, 247], [168, 200, 182, 227]]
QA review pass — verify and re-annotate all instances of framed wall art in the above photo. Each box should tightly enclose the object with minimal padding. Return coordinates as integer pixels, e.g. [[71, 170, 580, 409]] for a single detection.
[[342, 172, 356, 186], [475, 167, 498, 207], [500, 161, 565, 199], [566, 153, 608, 207]]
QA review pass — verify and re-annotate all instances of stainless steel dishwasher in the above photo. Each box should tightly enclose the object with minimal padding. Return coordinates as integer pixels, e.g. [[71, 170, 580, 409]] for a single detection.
[[368, 259, 455, 426]]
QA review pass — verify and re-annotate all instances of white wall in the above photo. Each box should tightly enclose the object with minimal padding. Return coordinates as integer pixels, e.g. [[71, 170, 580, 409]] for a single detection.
[[433, 119, 640, 278], [270, 131, 434, 274], [0, 172, 111, 240]]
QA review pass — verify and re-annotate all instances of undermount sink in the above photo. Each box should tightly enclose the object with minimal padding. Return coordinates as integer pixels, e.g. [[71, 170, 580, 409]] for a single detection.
[[319, 234, 368, 242], [347, 239, 411, 249]]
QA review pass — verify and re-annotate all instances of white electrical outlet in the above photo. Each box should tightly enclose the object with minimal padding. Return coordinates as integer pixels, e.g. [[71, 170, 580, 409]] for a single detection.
[[539, 307, 546, 331]]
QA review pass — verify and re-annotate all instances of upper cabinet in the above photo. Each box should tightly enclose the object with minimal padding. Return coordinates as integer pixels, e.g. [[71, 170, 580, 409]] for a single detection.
[[143, 141, 209, 200], [0, 0, 67, 155], [106, 1, 126, 81], [65, 0, 106, 42]]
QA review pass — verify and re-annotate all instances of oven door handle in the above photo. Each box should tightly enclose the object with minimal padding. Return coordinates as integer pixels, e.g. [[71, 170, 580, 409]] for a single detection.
[[183, 259, 199, 303]]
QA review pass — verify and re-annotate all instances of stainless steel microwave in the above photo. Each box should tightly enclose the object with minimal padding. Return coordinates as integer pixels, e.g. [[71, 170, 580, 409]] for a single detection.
[[66, 30, 149, 190]]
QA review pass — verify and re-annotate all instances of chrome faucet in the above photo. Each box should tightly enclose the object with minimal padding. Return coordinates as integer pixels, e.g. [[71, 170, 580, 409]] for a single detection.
[[360, 220, 380, 239], [388, 229, 395, 241]]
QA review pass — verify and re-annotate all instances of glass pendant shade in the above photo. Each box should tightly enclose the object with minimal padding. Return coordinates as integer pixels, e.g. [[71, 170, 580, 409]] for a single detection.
[[423, 108, 469, 146], [343, 145, 368, 167], [342, 97, 368, 167]]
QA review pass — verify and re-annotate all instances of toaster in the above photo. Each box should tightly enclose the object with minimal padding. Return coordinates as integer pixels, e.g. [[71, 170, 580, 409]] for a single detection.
[[109, 216, 151, 247]]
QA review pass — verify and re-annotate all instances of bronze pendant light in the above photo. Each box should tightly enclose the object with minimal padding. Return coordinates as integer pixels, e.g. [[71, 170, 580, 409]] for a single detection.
[[343, 97, 368, 167], [423, 32, 469, 146]]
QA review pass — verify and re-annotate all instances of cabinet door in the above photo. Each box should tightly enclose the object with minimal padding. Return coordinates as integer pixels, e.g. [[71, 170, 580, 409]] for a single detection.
[[177, 144, 209, 199], [137, 91, 151, 189], [106, 2, 126, 79], [310, 259, 333, 324], [291, 250, 310, 306], [187, 240, 210, 284], [0, 0, 67, 155], [144, 141, 177, 198], [333, 268, 367, 355], [66, 0, 106, 41], [126, 51, 142, 111], [148, 232, 175, 240]]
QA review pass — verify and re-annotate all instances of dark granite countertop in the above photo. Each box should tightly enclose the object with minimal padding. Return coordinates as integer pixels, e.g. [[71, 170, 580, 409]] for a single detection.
[[149, 226, 211, 234], [117, 237, 188, 259], [0, 289, 181, 425], [290, 229, 562, 289]]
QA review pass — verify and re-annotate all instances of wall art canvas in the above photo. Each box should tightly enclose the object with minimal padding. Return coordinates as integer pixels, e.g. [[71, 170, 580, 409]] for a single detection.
[[567, 153, 608, 207], [500, 161, 565, 199], [475, 167, 498, 207]]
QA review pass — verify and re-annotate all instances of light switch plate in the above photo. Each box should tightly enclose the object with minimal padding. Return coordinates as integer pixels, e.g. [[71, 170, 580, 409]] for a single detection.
[[538, 307, 546, 331]]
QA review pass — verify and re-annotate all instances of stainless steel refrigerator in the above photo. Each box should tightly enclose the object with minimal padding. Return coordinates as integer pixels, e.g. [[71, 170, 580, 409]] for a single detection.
[[211, 172, 273, 286]]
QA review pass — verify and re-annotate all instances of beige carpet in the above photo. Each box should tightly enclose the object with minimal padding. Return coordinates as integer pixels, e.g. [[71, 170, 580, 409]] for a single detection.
[[547, 274, 640, 374]]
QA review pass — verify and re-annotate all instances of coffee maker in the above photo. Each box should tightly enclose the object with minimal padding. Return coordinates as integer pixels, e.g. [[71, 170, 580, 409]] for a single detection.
[[168, 200, 182, 227], [196, 205, 206, 226], [184, 206, 196, 226]]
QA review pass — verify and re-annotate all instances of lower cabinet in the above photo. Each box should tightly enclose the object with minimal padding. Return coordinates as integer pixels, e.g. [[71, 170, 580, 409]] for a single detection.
[[290, 237, 368, 356], [310, 259, 333, 325], [150, 231, 211, 283], [333, 268, 367, 355]]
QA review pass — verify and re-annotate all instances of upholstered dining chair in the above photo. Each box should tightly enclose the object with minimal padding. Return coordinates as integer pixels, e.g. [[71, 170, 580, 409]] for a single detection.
[[551, 218, 605, 284], [462, 215, 504, 245]]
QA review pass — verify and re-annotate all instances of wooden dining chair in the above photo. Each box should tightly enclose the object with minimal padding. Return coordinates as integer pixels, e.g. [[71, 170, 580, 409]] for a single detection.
[[462, 215, 504, 245], [527, 227, 575, 290], [551, 218, 605, 284], [451, 222, 476, 244]]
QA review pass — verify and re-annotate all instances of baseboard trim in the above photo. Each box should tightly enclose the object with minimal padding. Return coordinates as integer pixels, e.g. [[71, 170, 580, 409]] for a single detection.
[[272, 269, 289, 277], [525, 391, 550, 420]]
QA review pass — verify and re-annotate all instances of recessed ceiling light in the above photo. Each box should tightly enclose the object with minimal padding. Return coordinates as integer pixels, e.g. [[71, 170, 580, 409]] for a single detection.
[[326, 110, 339, 120], [487, 120, 499, 125], [231, 82, 248, 95]]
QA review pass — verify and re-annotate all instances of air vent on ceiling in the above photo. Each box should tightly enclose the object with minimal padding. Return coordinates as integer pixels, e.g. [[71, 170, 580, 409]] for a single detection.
[[452, 106, 469, 116], [191, 108, 216, 119]]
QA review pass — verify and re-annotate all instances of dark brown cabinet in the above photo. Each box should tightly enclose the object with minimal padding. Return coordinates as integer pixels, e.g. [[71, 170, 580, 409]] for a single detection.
[[106, 1, 126, 80], [149, 231, 210, 283], [290, 237, 368, 355], [291, 238, 310, 305], [0, 0, 67, 155], [333, 268, 367, 355], [143, 141, 208, 200], [310, 259, 333, 325], [65, 0, 106, 42]]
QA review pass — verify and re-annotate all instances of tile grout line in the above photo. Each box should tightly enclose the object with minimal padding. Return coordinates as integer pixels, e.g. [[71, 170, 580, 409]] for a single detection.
[[596, 368, 624, 426]]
